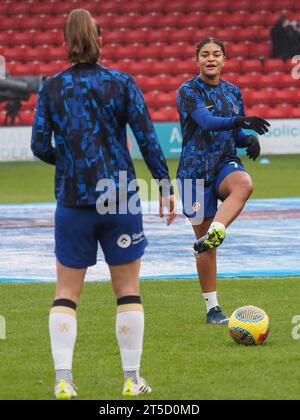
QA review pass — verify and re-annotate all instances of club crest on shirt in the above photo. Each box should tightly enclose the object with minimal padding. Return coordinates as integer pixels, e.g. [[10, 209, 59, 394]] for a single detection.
[[233, 104, 239, 114]]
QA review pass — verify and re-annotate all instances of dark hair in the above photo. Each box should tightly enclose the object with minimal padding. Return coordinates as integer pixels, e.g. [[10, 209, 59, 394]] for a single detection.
[[275, 15, 289, 27], [64, 9, 101, 64], [195, 37, 226, 59]]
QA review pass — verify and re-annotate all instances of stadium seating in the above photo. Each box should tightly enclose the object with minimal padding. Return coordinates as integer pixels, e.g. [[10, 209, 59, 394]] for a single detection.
[[0, 0, 299, 124]]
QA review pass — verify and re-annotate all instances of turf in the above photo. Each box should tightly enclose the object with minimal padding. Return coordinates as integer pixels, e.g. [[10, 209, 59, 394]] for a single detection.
[[0, 155, 299, 203], [0, 277, 299, 400]]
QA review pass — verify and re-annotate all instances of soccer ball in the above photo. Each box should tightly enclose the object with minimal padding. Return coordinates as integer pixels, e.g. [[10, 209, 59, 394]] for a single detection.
[[228, 306, 270, 346]]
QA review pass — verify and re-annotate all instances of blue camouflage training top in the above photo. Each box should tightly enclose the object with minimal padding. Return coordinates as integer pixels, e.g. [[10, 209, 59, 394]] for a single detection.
[[31, 63, 171, 206], [177, 76, 248, 185]]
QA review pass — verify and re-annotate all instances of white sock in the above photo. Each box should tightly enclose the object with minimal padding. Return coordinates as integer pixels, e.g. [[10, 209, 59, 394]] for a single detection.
[[116, 302, 144, 375], [49, 305, 77, 372], [209, 221, 226, 233], [203, 291, 219, 313]]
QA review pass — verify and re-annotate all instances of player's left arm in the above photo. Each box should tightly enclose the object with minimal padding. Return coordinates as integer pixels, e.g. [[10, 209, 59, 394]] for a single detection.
[[31, 82, 56, 165], [125, 76, 176, 224], [234, 89, 261, 161]]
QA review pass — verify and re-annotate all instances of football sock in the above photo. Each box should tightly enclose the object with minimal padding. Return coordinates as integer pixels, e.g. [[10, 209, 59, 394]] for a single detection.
[[56, 369, 73, 384], [116, 295, 144, 384], [203, 291, 219, 313], [49, 299, 77, 383], [124, 370, 139, 384]]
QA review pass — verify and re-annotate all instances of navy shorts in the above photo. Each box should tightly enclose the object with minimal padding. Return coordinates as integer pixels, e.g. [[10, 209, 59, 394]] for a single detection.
[[180, 160, 246, 220], [55, 202, 148, 269]]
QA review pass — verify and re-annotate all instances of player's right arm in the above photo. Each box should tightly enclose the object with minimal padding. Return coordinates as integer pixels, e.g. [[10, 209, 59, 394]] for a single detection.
[[31, 82, 56, 165]]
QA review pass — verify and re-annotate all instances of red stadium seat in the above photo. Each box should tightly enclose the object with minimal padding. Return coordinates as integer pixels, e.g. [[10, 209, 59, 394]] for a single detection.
[[151, 107, 178, 122], [275, 73, 298, 89], [249, 0, 272, 11], [0, 3, 8, 16], [200, 14, 223, 28], [223, 59, 241, 73], [234, 73, 258, 88], [241, 59, 263, 73], [121, 3, 143, 14], [135, 44, 162, 60], [219, 12, 247, 27], [136, 75, 169, 91], [254, 27, 271, 42], [146, 28, 171, 44], [8, 3, 30, 15], [125, 29, 149, 44], [248, 43, 272, 59], [2, 16, 24, 31], [206, 1, 229, 12], [185, 1, 206, 13], [46, 46, 66, 61], [166, 59, 197, 76], [2, 46, 28, 62], [12, 62, 42, 76], [222, 72, 238, 85], [30, 30, 64, 47], [111, 15, 135, 29], [30, 2, 54, 15], [38, 61, 69, 76], [52, 3, 79, 15], [20, 16, 46, 31], [246, 12, 272, 27], [146, 59, 173, 75], [142, 1, 164, 14], [256, 73, 282, 89], [268, 88, 295, 105], [164, 0, 187, 14], [215, 28, 237, 42], [25, 46, 50, 62], [0, 32, 11, 47], [226, 43, 249, 58], [177, 13, 203, 28], [271, 0, 294, 11], [291, 107, 300, 118], [264, 59, 287, 73], [10, 32, 35, 46], [144, 91, 160, 107], [43, 15, 66, 30], [128, 60, 152, 75], [157, 91, 178, 107], [0, 111, 7, 125], [168, 28, 193, 44], [264, 107, 289, 119], [19, 110, 34, 126], [228, 0, 250, 12], [247, 89, 274, 105], [154, 14, 182, 28], [237, 27, 260, 42], [103, 30, 127, 44], [130, 14, 159, 28], [244, 104, 269, 116]]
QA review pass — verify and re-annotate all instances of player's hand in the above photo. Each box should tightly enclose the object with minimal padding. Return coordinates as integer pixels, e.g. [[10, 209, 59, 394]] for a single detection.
[[235, 116, 270, 135], [159, 194, 177, 226], [245, 135, 261, 161]]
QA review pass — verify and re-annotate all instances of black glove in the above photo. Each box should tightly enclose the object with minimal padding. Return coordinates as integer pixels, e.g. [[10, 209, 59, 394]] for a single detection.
[[235, 116, 270, 135], [245, 135, 261, 161]]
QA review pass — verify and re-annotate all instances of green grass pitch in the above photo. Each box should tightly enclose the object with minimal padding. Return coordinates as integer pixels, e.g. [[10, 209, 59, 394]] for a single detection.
[[0, 155, 300, 203], [1, 155, 300, 400], [0, 278, 300, 400]]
